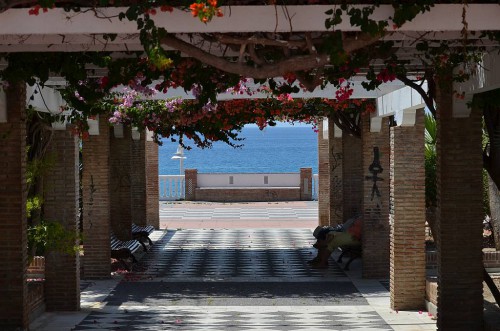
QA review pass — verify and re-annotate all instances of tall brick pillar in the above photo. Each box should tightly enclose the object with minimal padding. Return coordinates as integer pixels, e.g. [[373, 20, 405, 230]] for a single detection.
[[328, 119, 343, 226], [44, 127, 80, 311], [82, 115, 111, 279], [362, 114, 391, 279], [342, 133, 363, 221], [110, 125, 132, 239], [0, 84, 28, 330], [435, 76, 483, 330], [145, 135, 159, 229], [318, 119, 330, 226], [300, 168, 313, 201], [131, 132, 147, 226], [390, 109, 426, 310], [185, 169, 198, 201]]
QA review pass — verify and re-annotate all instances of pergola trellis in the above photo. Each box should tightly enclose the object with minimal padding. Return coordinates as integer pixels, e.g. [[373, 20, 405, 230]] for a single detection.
[[0, 3, 500, 331]]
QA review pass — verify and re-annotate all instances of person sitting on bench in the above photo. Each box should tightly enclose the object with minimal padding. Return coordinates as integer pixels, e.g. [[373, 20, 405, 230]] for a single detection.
[[309, 217, 362, 268]]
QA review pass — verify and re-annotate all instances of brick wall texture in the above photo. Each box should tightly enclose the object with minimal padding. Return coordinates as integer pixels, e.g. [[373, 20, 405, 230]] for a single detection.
[[110, 126, 132, 240], [390, 109, 426, 310], [185, 169, 198, 200], [362, 114, 391, 279], [342, 134, 363, 221], [328, 119, 343, 226], [195, 187, 301, 202], [43, 128, 81, 311], [145, 139, 159, 228], [317, 119, 330, 226], [0, 83, 29, 330], [300, 168, 312, 201], [27, 281, 45, 320], [131, 134, 147, 226], [435, 76, 484, 330], [82, 114, 111, 279], [27, 257, 45, 277]]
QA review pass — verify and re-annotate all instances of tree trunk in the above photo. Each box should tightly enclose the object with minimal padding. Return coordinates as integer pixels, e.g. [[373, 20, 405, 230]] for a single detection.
[[488, 175, 500, 250], [483, 104, 500, 194], [484, 267, 500, 307], [483, 103, 500, 250], [426, 206, 437, 243]]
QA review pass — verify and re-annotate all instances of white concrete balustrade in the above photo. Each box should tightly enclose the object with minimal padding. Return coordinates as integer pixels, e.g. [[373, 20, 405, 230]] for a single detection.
[[197, 173, 300, 188], [312, 174, 319, 201], [159, 175, 185, 201], [159, 173, 319, 201]]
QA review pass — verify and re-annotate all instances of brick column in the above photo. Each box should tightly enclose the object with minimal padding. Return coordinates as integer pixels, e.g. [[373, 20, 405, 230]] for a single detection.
[[110, 125, 132, 239], [145, 137, 159, 228], [318, 119, 330, 226], [300, 167, 313, 201], [185, 169, 198, 201], [82, 114, 111, 279], [342, 134, 363, 221], [44, 128, 80, 311], [131, 133, 147, 226], [435, 76, 483, 330], [0, 83, 28, 330], [328, 119, 343, 226], [362, 114, 391, 279], [390, 109, 426, 310]]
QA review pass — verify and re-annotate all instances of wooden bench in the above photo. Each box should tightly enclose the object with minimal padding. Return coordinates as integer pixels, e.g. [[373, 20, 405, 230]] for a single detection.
[[110, 233, 142, 271], [132, 223, 154, 248]]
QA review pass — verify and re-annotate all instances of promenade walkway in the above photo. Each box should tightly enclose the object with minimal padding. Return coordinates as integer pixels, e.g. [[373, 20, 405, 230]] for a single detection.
[[160, 200, 318, 229], [31, 201, 437, 331]]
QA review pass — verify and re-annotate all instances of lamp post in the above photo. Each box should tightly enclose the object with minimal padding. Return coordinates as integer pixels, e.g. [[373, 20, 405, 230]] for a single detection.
[[171, 144, 186, 175]]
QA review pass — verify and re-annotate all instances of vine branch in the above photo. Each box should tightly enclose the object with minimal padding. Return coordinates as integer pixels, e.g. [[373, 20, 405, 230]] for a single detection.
[[162, 33, 381, 79]]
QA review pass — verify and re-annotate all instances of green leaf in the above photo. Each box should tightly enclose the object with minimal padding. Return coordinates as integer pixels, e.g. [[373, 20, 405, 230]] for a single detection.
[[125, 6, 138, 21], [103, 34, 118, 42], [416, 42, 428, 52], [137, 18, 144, 29]]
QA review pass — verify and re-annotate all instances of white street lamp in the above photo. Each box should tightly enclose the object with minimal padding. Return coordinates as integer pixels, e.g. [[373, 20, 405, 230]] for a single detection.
[[171, 144, 186, 175]]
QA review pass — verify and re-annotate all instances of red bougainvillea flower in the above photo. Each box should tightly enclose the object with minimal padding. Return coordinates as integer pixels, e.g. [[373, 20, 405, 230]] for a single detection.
[[160, 5, 174, 12]]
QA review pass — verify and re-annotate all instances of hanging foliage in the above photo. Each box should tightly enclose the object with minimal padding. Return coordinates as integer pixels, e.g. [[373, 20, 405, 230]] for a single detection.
[[0, 1, 498, 150], [96, 91, 375, 148]]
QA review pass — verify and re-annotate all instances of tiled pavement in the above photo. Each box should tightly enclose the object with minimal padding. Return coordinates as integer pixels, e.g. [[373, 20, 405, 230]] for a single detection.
[[75, 306, 394, 330], [160, 203, 317, 220], [160, 201, 318, 229], [31, 202, 437, 331], [119, 229, 347, 281]]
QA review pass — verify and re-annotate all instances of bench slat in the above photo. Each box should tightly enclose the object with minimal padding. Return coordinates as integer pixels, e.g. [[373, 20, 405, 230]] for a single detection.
[[110, 233, 141, 254], [132, 223, 154, 235]]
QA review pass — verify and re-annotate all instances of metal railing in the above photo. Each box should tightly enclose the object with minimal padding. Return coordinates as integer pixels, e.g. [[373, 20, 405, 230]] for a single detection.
[[159, 175, 185, 201]]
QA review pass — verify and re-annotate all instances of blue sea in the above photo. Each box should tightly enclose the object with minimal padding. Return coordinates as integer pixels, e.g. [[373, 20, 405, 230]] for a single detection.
[[159, 124, 318, 174]]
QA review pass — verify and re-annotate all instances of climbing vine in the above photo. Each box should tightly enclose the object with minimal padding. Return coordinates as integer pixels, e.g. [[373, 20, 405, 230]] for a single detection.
[[97, 91, 374, 148], [0, 0, 498, 146]]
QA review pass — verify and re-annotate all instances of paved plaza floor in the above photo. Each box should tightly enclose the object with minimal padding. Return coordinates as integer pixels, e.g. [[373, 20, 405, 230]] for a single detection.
[[160, 200, 319, 229], [31, 201, 437, 331]]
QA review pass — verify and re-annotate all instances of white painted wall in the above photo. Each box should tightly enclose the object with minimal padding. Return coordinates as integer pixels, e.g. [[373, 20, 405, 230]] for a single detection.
[[453, 51, 500, 118], [376, 85, 425, 119], [482, 51, 500, 92], [26, 85, 67, 114], [0, 5, 498, 35], [197, 173, 300, 188]]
